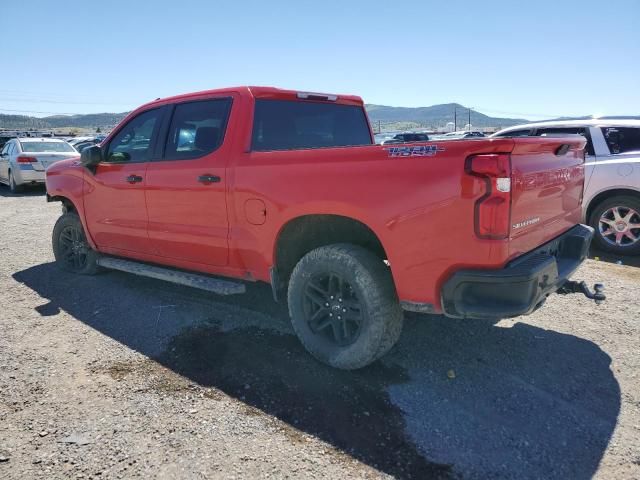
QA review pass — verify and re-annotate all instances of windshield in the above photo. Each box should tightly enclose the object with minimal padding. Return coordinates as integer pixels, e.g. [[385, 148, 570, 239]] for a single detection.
[[20, 141, 76, 153]]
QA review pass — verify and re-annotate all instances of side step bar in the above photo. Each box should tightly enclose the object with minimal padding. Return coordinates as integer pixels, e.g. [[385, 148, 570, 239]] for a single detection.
[[96, 256, 246, 295]]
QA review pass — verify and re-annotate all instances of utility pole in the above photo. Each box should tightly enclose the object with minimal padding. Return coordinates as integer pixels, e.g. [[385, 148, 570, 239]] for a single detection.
[[468, 108, 471, 130], [454, 107, 457, 132]]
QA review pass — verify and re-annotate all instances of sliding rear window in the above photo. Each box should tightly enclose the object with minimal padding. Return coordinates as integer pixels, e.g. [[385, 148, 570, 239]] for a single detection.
[[251, 99, 372, 151]]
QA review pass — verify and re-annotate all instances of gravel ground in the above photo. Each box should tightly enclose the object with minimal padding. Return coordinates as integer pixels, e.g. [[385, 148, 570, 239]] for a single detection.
[[0, 186, 639, 479]]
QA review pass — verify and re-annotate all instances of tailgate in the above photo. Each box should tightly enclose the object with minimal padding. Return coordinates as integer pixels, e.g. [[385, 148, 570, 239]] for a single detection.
[[509, 136, 586, 256]]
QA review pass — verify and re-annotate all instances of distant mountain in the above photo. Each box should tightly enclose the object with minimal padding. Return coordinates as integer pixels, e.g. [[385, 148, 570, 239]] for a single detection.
[[365, 103, 528, 129], [0, 112, 128, 131], [5, 103, 610, 132]]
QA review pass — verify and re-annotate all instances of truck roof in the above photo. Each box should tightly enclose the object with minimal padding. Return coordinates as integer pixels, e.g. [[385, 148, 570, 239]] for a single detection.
[[141, 86, 364, 111]]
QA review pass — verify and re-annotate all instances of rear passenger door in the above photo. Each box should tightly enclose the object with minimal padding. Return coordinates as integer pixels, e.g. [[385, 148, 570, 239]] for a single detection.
[[144, 96, 235, 266]]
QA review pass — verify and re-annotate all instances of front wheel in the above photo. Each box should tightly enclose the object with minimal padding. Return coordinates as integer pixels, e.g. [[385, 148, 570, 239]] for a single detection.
[[52, 213, 101, 274], [287, 244, 403, 370], [589, 195, 640, 256]]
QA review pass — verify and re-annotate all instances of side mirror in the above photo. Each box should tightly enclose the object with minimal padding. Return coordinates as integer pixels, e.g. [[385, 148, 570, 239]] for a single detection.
[[80, 145, 103, 168]]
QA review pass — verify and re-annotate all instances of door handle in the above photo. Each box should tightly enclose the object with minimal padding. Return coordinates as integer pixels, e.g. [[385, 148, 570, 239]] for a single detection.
[[126, 175, 143, 183], [198, 174, 221, 184]]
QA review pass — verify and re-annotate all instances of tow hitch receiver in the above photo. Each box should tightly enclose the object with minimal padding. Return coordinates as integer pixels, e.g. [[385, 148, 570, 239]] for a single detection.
[[557, 281, 606, 305]]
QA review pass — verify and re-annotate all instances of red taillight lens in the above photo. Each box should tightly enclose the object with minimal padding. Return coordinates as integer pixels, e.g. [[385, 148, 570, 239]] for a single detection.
[[17, 156, 37, 163], [467, 153, 512, 239]]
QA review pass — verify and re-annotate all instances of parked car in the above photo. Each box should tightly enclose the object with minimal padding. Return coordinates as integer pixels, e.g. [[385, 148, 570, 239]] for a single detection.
[[0, 135, 14, 150], [46, 86, 603, 369], [493, 119, 640, 255], [72, 140, 99, 153], [67, 136, 94, 146], [436, 130, 486, 140], [0, 138, 78, 193], [380, 132, 430, 145], [373, 133, 396, 144]]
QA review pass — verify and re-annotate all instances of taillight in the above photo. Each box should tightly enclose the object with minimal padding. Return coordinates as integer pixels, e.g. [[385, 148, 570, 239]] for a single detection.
[[17, 156, 37, 163], [467, 153, 512, 239]]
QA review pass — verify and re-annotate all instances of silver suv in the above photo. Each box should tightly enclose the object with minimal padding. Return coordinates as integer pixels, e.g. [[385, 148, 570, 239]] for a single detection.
[[493, 119, 640, 255]]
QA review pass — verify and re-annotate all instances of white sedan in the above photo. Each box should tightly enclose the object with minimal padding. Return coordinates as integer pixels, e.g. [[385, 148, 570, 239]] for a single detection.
[[0, 138, 78, 193]]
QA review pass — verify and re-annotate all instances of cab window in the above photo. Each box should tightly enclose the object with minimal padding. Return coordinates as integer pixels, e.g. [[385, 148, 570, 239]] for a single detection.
[[252, 100, 372, 151], [163, 98, 232, 160], [105, 108, 162, 163]]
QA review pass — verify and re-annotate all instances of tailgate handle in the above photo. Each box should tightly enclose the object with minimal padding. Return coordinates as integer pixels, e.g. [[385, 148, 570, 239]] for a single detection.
[[126, 175, 143, 183], [198, 174, 221, 184]]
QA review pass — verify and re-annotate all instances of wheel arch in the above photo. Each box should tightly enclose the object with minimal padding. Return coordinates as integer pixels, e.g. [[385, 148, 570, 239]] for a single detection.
[[48, 194, 79, 214], [47, 193, 97, 250], [586, 187, 640, 223], [271, 214, 389, 300]]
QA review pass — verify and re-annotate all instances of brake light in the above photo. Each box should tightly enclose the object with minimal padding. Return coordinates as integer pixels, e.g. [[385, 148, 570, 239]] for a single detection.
[[467, 153, 512, 239], [17, 156, 37, 163]]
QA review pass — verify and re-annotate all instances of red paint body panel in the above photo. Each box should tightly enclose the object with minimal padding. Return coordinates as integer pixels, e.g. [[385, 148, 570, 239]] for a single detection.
[[83, 162, 150, 253], [46, 86, 588, 312]]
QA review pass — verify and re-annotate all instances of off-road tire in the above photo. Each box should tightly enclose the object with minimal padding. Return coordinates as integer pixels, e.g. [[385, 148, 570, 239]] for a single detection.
[[589, 195, 640, 256], [52, 213, 101, 274], [287, 243, 403, 370]]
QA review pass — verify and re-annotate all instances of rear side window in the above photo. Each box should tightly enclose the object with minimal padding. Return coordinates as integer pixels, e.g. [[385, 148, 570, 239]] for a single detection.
[[601, 127, 640, 155], [536, 127, 594, 156], [163, 98, 232, 160], [252, 99, 372, 151]]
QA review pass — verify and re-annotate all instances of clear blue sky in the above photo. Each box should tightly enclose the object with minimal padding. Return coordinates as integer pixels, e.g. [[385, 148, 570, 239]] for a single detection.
[[3, 0, 639, 119]]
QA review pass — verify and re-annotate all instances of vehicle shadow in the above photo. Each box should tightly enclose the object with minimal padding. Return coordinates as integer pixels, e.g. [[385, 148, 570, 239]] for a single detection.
[[0, 183, 46, 197], [13, 263, 620, 479], [589, 245, 640, 268]]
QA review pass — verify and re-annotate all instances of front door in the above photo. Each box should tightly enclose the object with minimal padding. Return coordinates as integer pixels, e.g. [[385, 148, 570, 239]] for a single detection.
[[83, 107, 165, 253], [144, 97, 234, 266]]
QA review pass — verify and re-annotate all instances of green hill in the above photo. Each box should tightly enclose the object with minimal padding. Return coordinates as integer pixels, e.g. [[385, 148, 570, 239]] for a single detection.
[[0, 103, 526, 132], [365, 103, 527, 130]]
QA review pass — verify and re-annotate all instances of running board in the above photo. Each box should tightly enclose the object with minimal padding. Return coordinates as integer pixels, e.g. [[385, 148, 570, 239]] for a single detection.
[[96, 257, 246, 295]]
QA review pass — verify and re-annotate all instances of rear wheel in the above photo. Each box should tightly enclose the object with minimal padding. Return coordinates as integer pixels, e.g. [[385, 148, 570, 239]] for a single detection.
[[9, 170, 23, 194], [52, 213, 101, 274], [589, 195, 640, 255], [287, 244, 403, 370]]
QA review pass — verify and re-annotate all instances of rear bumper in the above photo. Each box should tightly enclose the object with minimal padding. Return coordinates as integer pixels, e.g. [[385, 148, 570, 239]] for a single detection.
[[441, 224, 593, 319], [14, 167, 45, 184]]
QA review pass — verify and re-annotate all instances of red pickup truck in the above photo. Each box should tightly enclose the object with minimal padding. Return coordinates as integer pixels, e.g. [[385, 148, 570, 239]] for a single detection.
[[46, 86, 604, 369]]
